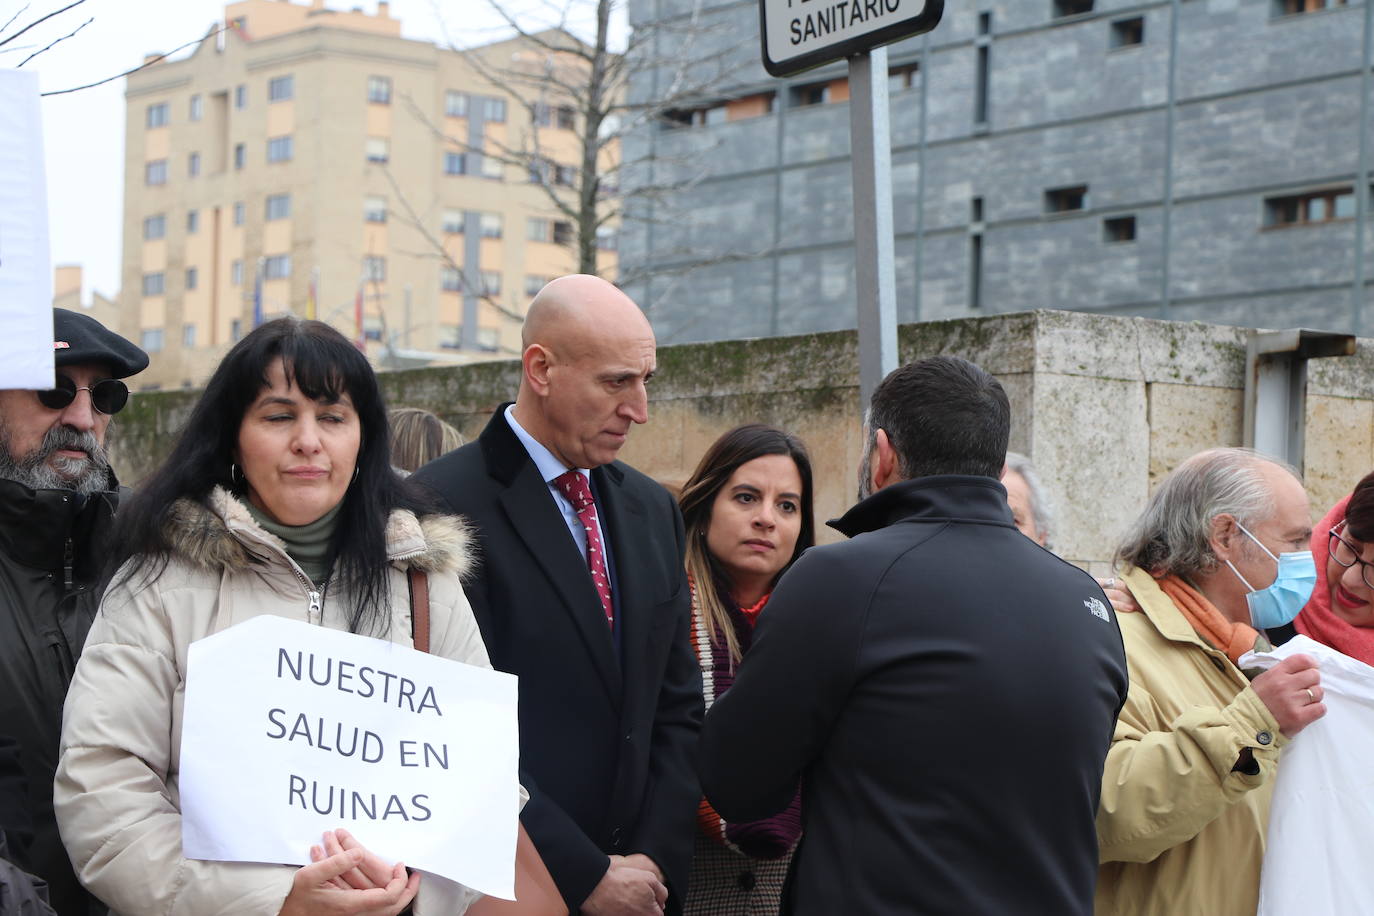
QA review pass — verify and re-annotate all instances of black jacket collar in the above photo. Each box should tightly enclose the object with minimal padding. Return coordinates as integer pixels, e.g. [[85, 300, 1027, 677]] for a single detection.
[[829, 475, 1015, 539], [0, 471, 121, 577]]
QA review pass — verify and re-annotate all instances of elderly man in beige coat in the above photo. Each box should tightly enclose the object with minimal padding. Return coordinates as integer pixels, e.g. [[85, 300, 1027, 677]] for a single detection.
[[1098, 448, 1327, 915]]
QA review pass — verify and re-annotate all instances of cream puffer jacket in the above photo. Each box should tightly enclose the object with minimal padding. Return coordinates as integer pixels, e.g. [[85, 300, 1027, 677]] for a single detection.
[[54, 487, 506, 916]]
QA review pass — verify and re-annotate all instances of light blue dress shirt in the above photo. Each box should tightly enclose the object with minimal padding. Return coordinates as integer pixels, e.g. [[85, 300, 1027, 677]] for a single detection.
[[504, 405, 607, 564]]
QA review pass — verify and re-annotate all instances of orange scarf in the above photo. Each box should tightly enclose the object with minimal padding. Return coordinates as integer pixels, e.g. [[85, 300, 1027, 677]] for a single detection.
[[1156, 574, 1262, 665]]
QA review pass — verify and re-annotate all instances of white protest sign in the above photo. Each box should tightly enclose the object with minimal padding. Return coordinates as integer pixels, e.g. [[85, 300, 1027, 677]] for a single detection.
[[179, 615, 520, 900], [0, 70, 56, 389]]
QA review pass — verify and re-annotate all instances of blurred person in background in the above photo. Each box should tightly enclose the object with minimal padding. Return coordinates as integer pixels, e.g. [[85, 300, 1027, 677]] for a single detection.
[[1002, 451, 1053, 549], [677, 425, 813, 916], [389, 407, 463, 475], [0, 307, 147, 916]]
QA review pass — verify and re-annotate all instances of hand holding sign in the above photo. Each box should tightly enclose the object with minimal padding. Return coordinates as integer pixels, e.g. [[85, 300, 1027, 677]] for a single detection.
[[280, 844, 418, 916]]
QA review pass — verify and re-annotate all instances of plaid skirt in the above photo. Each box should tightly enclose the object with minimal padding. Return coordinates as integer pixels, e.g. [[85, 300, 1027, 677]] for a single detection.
[[683, 833, 793, 916]]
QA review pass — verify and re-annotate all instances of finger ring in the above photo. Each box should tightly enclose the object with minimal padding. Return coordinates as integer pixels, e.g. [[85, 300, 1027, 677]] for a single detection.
[[1306, 688, 1316, 703], [1104, 578, 1115, 589]]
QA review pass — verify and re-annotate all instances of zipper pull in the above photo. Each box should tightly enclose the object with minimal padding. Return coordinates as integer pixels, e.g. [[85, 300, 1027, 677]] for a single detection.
[[63, 538, 74, 590], [308, 590, 321, 620]]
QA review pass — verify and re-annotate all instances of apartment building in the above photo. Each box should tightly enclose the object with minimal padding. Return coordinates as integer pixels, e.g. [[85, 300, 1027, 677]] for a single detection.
[[621, 0, 1374, 345], [121, 0, 611, 389]]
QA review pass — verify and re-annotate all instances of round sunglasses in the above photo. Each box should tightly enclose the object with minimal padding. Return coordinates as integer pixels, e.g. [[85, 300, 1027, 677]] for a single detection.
[[36, 375, 130, 415]]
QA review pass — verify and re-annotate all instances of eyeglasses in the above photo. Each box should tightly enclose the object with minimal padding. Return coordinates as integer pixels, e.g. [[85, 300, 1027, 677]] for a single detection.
[[35, 375, 129, 415], [1328, 523, 1374, 590]]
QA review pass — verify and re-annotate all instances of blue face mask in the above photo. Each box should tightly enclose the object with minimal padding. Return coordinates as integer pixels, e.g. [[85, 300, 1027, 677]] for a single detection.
[[1224, 522, 1317, 630]]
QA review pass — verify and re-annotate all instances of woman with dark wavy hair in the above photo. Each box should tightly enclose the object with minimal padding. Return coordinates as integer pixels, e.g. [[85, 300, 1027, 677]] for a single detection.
[[54, 318, 499, 915], [678, 424, 814, 916]]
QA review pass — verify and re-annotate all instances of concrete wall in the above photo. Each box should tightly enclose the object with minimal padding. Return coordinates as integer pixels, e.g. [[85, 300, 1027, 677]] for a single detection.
[[107, 309, 1374, 574]]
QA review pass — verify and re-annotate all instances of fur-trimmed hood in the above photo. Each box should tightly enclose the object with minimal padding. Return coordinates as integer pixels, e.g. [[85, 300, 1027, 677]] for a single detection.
[[163, 486, 474, 579]]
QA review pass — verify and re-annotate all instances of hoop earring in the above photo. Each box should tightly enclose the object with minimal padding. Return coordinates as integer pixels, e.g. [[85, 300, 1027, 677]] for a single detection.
[[230, 463, 244, 487]]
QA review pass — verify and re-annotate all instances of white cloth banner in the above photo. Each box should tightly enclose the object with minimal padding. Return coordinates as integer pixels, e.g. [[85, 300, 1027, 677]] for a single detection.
[[0, 69, 55, 389], [1241, 635, 1374, 916], [180, 615, 520, 900]]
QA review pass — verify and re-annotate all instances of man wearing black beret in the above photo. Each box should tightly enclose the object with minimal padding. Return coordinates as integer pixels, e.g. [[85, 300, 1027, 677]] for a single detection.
[[0, 308, 148, 914]]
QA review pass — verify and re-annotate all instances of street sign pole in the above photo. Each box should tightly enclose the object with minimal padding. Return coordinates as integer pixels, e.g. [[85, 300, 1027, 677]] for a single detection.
[[848, 46, 898, 409]]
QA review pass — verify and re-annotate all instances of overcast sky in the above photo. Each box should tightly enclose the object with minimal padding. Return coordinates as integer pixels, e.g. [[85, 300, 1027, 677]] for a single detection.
[[14, 0, 614, 299]]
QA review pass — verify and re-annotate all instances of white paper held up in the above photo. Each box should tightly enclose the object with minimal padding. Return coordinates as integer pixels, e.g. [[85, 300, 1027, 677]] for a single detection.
[[0, 70, 56, 390], [179, 615, 520, 900]]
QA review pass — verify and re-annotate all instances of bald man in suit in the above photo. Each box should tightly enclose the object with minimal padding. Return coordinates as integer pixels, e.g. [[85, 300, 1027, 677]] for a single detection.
[[414, 276, 701, 915]]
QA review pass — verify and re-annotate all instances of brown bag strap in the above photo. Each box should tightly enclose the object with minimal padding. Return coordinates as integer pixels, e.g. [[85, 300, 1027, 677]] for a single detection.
[[408, 568, 430, 654]]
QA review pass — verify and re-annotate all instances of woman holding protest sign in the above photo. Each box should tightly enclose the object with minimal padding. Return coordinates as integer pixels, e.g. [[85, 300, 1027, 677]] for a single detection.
[[53, 318, 503, 916]]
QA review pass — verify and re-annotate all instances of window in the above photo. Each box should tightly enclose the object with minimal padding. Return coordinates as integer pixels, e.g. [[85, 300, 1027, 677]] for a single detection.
[[235, 84, 247, 109], [264, 255, 291, 279], [1265, 187, 1356, 226], [527, 156, 552, 183], [363, 195, 387, 223], [188, 151, 201, 177], [527, 218, 550, 242], [1053, 0, 1094, 16], [480, 271, 502, 296], [441, 266, 463, 292], [364, 319, 383, 342], [234, 143, 246, 169], [231, 318, 243, 341], [266, 193, 291, 221], [445, 91, 468, 117], [140, 328, 164, 352], [146, 102, 169, 128], [479, 213, 503, 238], [535, 104, 576, 129], [1276, 0, 1346, 12], [365, 137, 389, 164], [442, 209, 465, 234], [187, 210, 199, 233], [186, 267, 199, 290], [145, 160, 168, 185], [889, 63, 920, 92], [268, 75, 294, 102], [552, 220, 573, 245], [444, 152, 466, 175], [969, 234, 983, 310], [525, 274, 548, 297], [482, 155, 504, 180], [1045, 184, 1088, 213], [971, 196, 985, 223], [363, 256, 387, 282], [367, 75, 392, 104], [554, 164, 577, 187], [1104, 215, 1137, 242], [267, 135, 293, 163], [484, 97, 507, 122], [979, 10, 992, 33], [143, 214, 166, 240], [142, 272, 166, 296], [791, 82, 830, 107], [189, 94, 202, 121], [231, 260, 244, 286], [233, 201, 246, 225], [183, 323, 197, 348], [595, 227, 617, 251], [1111, 16, 1145, 47], [975, 46, 990, 124], [440, 325, 461, 349], [477, 327, 499, 352]]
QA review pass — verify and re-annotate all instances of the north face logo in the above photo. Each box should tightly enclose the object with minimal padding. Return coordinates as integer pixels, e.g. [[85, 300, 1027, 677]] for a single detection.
[[1085, 597, 1110, 621]]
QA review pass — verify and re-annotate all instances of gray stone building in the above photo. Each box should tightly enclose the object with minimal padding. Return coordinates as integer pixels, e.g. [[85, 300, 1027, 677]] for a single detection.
[[620, 0, 1374, 345]]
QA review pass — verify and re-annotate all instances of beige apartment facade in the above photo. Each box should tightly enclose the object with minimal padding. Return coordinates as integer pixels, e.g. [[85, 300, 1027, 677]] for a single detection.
[[120, 0, 613, 389]]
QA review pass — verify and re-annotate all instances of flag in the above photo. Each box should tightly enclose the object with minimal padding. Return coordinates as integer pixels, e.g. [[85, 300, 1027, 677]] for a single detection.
[[252, 258, 264, 328], [306, 267, 318, 320]]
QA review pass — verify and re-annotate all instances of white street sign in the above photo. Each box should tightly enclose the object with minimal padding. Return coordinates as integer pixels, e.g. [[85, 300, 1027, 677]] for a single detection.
[[759, 0, 943, 77]]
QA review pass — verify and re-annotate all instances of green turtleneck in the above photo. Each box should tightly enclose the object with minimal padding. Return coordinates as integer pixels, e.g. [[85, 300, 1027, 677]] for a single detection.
[[245, 500, 342, 587]]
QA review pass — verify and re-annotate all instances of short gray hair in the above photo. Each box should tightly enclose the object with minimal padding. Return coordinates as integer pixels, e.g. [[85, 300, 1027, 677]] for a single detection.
[[1004, 451, 1054, 550], [1115, 447, 1298, 577]]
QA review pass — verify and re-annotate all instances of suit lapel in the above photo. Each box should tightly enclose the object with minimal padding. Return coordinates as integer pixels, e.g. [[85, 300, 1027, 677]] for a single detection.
[[483, 413, 622, 701], [595, 464, 652, 699]]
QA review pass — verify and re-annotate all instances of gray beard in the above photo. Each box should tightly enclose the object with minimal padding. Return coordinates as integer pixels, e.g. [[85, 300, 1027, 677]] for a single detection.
[[0, 420, 111, 496]]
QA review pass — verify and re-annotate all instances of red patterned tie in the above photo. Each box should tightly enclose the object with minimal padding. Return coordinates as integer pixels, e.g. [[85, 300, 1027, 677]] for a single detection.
[[554, 470, 614, 627]]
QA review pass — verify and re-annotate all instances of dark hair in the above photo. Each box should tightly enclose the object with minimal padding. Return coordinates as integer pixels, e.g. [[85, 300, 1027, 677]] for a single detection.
[[678, 424, 815, 663], [389, 407, 463, 473], [867, 355, 1010, 480], [105, 318, 432, 635], [1344, 471, 1374, 542]]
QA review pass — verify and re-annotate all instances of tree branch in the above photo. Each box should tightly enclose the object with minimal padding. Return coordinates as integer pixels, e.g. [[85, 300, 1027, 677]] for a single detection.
[[17, 14, 90, 67], [42, 25, 226, 96], [0, 0, 85, 49]]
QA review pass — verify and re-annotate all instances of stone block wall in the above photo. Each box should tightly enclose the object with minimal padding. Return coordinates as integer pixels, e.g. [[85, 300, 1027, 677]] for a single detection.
[[107, 310, 1374, 575]]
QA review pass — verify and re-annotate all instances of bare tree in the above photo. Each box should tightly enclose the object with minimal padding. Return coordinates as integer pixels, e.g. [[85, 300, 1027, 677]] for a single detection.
[[404, 0, 752, 284]]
